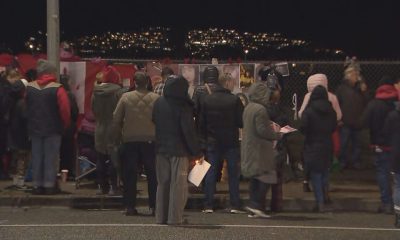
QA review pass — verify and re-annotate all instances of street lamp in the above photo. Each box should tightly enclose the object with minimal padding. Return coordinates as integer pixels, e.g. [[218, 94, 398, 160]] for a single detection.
[[244, 49, 249, 62]]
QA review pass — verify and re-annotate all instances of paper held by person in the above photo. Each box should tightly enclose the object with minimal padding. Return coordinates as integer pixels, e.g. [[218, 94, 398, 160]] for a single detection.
[[188, 160, 211, 187]]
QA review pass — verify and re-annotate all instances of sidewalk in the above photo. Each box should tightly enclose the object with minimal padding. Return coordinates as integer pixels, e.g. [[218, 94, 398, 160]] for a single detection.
[[0, 169, 383, 212]]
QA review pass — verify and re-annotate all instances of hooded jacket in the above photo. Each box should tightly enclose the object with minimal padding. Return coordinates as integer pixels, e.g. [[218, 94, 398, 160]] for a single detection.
[[152, 75, 201, 157], [26, 74, 71, 137], [299, 74, 342, 121], [300, 86, 337, 172], [363, 84, 398, 148], [241, 82, 281, 178], [383, 102, 400, 173], [199, 84, 244, 148], [92, 82, 124, 154]]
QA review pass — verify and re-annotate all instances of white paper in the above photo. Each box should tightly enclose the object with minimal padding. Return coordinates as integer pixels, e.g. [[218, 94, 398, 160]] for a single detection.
[[280, 125, 297, 134], [188, 160, 211, 187]]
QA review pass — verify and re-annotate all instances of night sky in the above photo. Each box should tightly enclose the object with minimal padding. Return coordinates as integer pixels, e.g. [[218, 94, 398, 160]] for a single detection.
[[1, 0, 399, 58]]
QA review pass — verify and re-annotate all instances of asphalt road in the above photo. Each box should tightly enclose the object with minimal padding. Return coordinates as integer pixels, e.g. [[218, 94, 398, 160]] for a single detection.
[[0, 207, 399, 240]]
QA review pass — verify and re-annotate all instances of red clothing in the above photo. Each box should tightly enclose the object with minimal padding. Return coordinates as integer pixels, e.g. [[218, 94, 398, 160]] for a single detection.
[[375, 84, 398, 100], [37, 74, 71, 129]]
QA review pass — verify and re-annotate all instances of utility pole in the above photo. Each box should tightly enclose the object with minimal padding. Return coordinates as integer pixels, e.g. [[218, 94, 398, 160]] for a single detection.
[[47, 0, 60, 81]]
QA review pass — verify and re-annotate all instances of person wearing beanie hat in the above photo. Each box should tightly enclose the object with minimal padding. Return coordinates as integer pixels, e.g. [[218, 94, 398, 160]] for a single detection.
[[362, 76, 399, 214], [192, 66, 221, 138], [112, 71, 160, 216], [91, 66, 126, 196], [26, 59, 71, 195], [335, 66, 369, 171], [299, 74, 342, 120]]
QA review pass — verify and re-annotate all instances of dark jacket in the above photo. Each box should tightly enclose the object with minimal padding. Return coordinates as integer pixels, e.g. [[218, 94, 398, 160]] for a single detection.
[[300, 86, 337, 173], [383, 102, 400, 173], [336, 80, 367, 129], [92, 82, 124, 154], [199, 85, 244, 148], [26, 75, 71, 137], [9, 98, 30, 150], [152, 75, 201, 157], [362, 84, 398, 148]]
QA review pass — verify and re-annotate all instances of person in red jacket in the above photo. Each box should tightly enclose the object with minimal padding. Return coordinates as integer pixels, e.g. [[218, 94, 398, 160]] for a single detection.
[[26, 59, 70, 195]]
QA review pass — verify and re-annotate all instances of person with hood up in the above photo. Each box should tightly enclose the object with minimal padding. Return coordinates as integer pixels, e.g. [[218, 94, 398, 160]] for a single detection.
[[300, 86, 337, 212], [152, 75, 202, 225], [92, 66, 125, 195], [299, 73, 342, 197], [241, 82, 282, 218], [26, 59, 71, 195], [363, 76, 399, 214], [383, 79, 400, 227]]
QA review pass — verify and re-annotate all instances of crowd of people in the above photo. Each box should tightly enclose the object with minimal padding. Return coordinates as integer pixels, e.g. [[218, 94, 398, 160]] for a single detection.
[[0, 59, 399, 227]]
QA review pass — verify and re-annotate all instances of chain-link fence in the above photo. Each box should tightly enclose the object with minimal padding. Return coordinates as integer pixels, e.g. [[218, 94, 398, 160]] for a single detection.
[[279, 61, 400, 111]]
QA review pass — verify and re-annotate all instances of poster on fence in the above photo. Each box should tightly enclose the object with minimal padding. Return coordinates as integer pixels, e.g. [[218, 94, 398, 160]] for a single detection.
[[221, 64, 240, 93], [60, 62, 86, 114], [240, 64, 255, 88]]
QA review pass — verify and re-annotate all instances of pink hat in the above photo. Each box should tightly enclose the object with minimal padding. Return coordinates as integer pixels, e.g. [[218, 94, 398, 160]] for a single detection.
[[307, 74, 328, 93]]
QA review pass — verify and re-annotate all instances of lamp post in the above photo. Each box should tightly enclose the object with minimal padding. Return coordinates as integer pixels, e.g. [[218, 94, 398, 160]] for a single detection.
[[47, 0, 60, 81], [244, 49, 249, 62]]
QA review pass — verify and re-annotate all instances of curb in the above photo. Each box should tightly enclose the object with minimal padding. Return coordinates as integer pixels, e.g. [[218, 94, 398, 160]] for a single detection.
[[0, 195, 382, 213]]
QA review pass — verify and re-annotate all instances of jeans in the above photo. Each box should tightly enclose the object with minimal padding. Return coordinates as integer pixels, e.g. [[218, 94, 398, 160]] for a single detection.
[[31, 135, 61, 188], [121, 142, 157, 209], [204, 146, 241, 209], [374, 152, 393, 205], [96, 152, 117, 188], [310, 169, 329, 204], [339, 126, 362, 168], [249, 178, 270, 210], [394, 173, 400, 214]]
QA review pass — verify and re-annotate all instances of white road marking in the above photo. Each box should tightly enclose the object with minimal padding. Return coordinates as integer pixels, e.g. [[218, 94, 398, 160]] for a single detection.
[[0, 223, 399, 231]]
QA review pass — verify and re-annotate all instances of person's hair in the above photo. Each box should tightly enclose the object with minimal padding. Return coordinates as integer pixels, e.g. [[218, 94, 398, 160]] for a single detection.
[[161, 67, 174, 79], [134, 72, 148, 89], [218, 74, 231, 87]]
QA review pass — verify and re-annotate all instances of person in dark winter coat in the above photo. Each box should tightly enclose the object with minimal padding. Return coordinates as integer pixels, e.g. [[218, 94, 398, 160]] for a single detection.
[[59, 74, 79, 177], [152, 75, 202, 225], [335, 67, 368, 169], [363, 76, 399, 214], [3, 69, 30, 188], [383, 99, 400, 227], [241, 82, 281, 218], [199, 74, 244, 213], [192, 66, 220, 142], [92, 66, 125, 195], [26, 59, 71, 195], [300, 86, 337, 212]]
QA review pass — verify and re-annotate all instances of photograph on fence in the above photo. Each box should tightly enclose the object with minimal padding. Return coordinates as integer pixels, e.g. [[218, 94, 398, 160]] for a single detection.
[[239, 64, 255, 88], [221, 64, 240, 93]]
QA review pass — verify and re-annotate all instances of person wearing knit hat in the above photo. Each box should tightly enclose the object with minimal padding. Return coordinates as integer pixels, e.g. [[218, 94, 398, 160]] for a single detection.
[[91, 66, 125, 196], [299, 74, 342, 121], [335, 67, 369, 171], [26, 59, 71, 195]]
